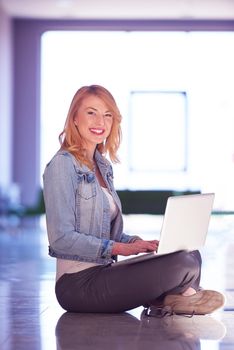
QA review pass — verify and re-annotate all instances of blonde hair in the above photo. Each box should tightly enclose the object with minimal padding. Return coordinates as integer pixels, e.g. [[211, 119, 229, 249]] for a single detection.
[[59, 85, 122, 168]]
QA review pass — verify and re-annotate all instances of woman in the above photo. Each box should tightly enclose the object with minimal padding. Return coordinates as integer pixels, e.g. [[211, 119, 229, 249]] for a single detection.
[[43, 85, 224, 314]]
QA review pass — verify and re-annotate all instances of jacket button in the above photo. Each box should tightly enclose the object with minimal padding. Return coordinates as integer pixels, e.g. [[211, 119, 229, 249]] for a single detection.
[[87, 174, 94, 183]]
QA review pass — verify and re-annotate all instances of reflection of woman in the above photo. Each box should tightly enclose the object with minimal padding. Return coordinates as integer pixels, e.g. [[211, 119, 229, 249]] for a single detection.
[[56, 312, 201, 350], [43, 85, 224, 314]]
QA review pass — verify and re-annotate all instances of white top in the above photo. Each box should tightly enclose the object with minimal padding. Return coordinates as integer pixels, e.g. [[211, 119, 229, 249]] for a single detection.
[[101, 186, 118, 221], [56, 186, 118, 281]]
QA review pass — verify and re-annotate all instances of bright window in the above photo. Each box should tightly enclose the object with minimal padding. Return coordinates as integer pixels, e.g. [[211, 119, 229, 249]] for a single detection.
[[41, 31, 234, 210], [129, 91, 187, 172]]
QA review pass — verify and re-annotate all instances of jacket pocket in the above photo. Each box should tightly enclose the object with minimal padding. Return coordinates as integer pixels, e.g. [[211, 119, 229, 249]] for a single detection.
[[76, 172, 97, 200]]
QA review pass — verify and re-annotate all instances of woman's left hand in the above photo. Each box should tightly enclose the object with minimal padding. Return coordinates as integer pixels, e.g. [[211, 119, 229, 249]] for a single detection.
[[112, 239, 159, 256]]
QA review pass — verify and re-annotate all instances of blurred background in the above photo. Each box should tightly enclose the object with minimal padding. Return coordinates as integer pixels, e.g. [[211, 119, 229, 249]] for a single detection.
[[1, 0, 234, 224], [1, 5, 234, 349]]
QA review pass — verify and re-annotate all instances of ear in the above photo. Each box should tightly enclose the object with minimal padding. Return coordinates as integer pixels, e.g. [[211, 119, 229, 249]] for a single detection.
[[74, 119, 78, 126]]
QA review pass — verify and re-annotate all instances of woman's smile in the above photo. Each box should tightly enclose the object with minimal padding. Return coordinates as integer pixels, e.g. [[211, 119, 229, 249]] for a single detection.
[[89, 127, 105, 135]]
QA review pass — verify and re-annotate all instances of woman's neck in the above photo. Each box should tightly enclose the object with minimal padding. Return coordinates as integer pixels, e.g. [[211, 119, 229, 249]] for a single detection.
[[85, 144, 96, 163]]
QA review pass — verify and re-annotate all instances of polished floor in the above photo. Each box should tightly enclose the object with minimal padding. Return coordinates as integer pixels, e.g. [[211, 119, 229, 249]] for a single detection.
[[0, 214, 234, 350]]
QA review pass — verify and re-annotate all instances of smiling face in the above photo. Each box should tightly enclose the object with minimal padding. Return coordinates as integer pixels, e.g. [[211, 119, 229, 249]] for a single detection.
[[74, 95, 113, 157]]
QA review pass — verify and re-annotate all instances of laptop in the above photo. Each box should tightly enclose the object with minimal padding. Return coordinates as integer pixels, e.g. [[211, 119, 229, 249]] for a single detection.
[[114, 193, 215, 265]]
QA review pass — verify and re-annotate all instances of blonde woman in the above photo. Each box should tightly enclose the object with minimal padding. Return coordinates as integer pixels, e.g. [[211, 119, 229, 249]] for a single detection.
[[43, 85, 224, 315]]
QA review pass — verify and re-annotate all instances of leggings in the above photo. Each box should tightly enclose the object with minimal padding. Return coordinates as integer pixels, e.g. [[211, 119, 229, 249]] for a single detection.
[[55, 250, 202, 313]]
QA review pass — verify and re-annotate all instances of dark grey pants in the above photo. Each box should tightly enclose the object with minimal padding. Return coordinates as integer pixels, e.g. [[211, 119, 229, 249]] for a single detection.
[[55, 250, 201, 313]]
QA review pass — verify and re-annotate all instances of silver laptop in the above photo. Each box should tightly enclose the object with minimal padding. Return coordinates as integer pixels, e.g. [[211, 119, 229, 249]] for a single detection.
[[114, 193, 215, 265]]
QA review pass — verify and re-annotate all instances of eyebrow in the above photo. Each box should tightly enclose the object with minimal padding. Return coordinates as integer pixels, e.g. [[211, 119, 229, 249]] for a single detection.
[[86, 106, 111, 113]]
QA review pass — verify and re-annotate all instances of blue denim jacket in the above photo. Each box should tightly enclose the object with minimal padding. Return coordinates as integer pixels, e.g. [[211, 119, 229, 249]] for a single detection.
[[43, 149, 137, 265]]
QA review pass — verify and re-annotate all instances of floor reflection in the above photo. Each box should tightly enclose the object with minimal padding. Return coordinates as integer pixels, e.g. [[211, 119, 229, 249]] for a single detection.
[[56, 311, 226, 350]]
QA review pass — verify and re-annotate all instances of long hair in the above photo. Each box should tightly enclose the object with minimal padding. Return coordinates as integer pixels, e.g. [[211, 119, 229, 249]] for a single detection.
[[59, 85, 122, 168]]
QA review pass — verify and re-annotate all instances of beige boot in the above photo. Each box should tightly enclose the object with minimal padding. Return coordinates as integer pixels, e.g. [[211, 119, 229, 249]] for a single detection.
[[163, 290, 225, 315]]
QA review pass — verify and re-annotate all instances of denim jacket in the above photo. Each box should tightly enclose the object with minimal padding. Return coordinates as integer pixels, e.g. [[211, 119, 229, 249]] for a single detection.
[[43, 149, 137, 265]]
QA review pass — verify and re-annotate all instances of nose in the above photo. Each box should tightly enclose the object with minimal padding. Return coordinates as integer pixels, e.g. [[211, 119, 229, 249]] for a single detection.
[[95, 113, 105, 126]]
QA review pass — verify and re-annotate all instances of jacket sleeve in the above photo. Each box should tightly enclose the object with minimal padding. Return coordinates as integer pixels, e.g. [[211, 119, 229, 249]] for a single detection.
[[120, 233, 142, 243], [43, 153, 114, 261]]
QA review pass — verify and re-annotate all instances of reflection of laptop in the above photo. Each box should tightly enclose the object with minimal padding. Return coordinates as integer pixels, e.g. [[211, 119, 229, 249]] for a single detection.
[[114, 193, 215, 266]]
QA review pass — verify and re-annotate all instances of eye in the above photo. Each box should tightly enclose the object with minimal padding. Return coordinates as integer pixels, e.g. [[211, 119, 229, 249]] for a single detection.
[[87, 110, 95, 116], [105, 113, 113, 118]]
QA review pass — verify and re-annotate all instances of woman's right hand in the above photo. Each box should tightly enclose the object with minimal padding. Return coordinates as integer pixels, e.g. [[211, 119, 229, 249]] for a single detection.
[[112, 240, 158, 256]]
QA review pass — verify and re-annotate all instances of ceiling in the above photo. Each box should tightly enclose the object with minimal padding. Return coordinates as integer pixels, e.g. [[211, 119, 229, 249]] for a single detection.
[[1, 0, 234, 20]]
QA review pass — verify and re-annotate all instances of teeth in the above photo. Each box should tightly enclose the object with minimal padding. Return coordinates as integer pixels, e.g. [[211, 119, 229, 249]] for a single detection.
[[90, 128, 104, 134]]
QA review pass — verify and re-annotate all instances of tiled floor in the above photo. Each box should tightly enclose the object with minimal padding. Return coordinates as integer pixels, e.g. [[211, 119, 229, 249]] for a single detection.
[[0, 214, 234, 350]]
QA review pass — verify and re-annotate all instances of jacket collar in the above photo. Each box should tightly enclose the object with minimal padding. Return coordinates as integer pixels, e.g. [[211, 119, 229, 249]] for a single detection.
[[57, 148, 112, 174], [94, 149, 112, 177]]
